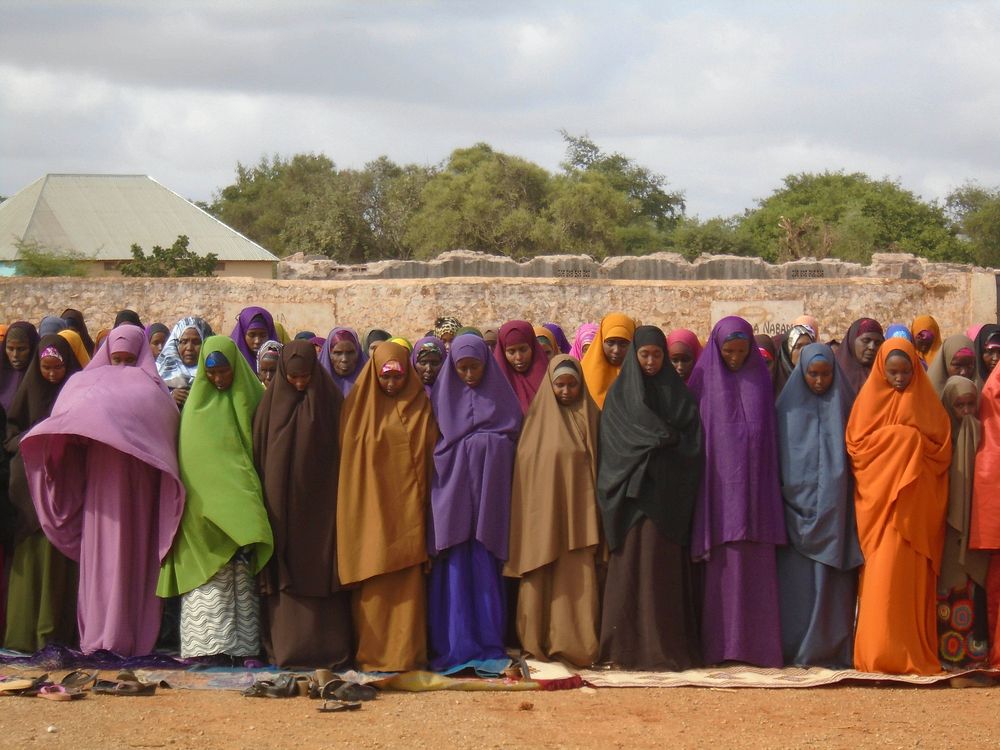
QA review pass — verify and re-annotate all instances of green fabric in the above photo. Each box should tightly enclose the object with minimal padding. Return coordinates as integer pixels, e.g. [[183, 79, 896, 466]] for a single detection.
[[157, 336, 273, 597], [4, 531, 77, 652]]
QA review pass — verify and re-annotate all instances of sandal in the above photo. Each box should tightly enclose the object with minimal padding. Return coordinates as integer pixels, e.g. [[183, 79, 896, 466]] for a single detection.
[[93, 679, 158, 696], [317, 699, 362, 713], [242, 674, 301, 698], [0, 678, 37, 695], [318, 679, 378, 702], [60, 670, 99, 691], [38, 685, 86, 702]]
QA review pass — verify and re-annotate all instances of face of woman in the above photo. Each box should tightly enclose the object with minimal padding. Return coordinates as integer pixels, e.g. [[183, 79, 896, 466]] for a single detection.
[[483, 330, 498, 352], [537, 337, 554, 360], [149, 331, 167, 359], [952, 392, 977, 418], [178, 327, 202, 367], [720, 339, 750, 372], [984, 347, 1000, 375], [377, 367, 407, 397], [853, 332, 883, 367], [39, 356, 67, 384], [602, 337, 629, 366], [286, 371, 312, 392], [244, 327, 268, 355], [414, 351, 444, 386], [329, 340, 359, 376], [5, 338, 31, 370], [504, 342, 533, 373], [258, 358, 278, 387], [668, 344, 694, 381], [205, 363, 234, 391], [551, 373, 581, 405], [804, 359, 834, 396], [455, 357, 485, 387], [110, 351, 138, 366], [948, 352, 976, 380], [790, 334, 813, 366], [636, 344, 665, 377], [883, 354, 914, 392]]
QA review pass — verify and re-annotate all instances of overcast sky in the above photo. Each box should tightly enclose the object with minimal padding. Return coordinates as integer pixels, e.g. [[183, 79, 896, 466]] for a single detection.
[[3, 1, 999, 217]]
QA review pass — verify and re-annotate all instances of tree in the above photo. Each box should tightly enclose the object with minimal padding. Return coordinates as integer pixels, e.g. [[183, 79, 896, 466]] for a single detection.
[[667, 217, 755, 260], [737, 171, 966, 263], [13, 239, 89, 276], [119, 235, 217, 277], [945, 182, 1000, 267]]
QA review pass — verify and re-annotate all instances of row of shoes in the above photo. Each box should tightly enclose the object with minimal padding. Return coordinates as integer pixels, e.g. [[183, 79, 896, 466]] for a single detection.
[[242, 670, 378, 712]]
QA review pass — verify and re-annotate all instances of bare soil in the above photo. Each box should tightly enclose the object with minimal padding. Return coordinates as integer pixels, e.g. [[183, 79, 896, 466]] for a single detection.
[[2, 680, 999, 749]]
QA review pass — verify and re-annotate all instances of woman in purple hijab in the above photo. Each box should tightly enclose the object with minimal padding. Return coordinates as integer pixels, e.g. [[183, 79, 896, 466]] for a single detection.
[[411, 335, 446, 395], [428, 334, 522, 673], [542, 323, 572, 355], [687, 316, 786, 667], [19, 325, 184, 656], [319, 327, 368, 397], [230, 306, 277, 373], [0, 322, 39, 412]]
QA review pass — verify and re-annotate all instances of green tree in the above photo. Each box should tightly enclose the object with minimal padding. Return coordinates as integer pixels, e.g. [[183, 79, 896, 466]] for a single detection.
[[13, 239, 89, 276], [119, 235, 217, 277], [945, 182, 1000, 267], [667, 216, 755, 260], [737, 171, 965, 263]]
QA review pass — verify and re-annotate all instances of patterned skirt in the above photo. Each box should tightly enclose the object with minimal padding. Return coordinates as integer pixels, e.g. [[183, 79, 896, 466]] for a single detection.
[[937, 578, 989, 669], [180, 551, 260, 658]]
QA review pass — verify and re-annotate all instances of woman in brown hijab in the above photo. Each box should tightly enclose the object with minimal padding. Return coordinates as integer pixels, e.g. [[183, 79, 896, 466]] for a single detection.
[[252, 340, 352, 668], [337, 341, 438, 672], [506, 355, 601, 666]]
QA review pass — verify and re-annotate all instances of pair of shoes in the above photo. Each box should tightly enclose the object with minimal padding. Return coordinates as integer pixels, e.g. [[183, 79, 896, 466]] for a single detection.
[[316, 679, 378, 702], [242, 674, 308, 698]]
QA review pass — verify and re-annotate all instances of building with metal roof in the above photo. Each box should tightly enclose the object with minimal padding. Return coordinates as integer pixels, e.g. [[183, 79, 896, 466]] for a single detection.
[[0, 174, 278, 278]]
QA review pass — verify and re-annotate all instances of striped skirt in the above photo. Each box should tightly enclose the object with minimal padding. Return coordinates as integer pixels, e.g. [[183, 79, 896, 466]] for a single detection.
[[180, 551, 260, 658]]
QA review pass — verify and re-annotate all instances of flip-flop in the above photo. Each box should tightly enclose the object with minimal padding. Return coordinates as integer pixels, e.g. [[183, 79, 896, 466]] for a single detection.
[[319, 680, 378, 702], [38, 685, 85, 702], [60, 670, 99, 691], [241, 674, 300, 698], [93, 680, 157, 696], [0, 679, 35, 694], [317, 699, 362, 713]]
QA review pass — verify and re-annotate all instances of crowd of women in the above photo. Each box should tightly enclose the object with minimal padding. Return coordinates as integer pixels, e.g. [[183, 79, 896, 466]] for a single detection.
[[1, 305, 1000, 677]]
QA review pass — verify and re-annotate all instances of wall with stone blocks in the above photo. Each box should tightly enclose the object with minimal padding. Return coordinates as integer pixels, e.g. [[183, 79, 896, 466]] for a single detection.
[[2, 256, 996, 344]]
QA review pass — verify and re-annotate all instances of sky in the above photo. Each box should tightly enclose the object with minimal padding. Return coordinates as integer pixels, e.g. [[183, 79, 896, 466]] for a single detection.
[[2, 1, 1000, 218]]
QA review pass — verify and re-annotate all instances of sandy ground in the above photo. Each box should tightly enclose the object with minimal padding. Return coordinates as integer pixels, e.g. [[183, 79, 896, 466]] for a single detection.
[[2, 681, 999, 750]]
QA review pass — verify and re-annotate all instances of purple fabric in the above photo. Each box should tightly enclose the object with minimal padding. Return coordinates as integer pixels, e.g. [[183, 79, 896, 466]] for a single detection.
[[429, 334, 521, 560], [411, 335, 446, 396], [427, 539, 507, 673], [0, 321, 39, 412], [542, 323, 572, 355], [19, 356, 184, 656], [86, 324, 168, 394], [318, 327, 367, 397], [569, 323, 598, 361], [686, 316, 786, 559], [229, 306, 277, 373]]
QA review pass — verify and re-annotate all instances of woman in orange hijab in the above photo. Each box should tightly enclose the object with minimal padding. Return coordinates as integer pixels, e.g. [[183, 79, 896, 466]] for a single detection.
[[846, 339, 951, 674], [580, 313, 635, 409], [337, 341, 438, 671], [910, 314, 942, 367]]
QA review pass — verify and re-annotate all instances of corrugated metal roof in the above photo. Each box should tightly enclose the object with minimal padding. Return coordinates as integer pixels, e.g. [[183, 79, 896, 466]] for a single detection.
[[0, 174, 278, 263]]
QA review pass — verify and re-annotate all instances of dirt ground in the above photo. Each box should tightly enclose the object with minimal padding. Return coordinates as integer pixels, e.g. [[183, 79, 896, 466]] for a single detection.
[[2, 681, 999, 750]]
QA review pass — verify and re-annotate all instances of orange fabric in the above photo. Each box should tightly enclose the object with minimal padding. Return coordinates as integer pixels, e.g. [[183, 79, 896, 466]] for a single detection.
[[580, 312, 635, 409], [987, 556, 1000, 666], [336, 342, 438, 585], [846, 339, 951, 674], [910, 314, 942, 364], [970, 362, 1000, 549], [57, 330, 91, 367]]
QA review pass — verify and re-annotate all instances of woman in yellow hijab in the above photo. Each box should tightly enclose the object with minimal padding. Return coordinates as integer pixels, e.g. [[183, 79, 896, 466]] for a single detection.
[[580, 313, 636, 409]]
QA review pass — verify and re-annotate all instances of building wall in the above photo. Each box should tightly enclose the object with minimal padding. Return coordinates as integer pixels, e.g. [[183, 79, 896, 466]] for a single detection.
[[2, 264, 996, 343], [83, 260, 275, 279]]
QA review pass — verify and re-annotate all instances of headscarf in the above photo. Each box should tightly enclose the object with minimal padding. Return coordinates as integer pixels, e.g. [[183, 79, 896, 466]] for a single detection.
[[411, 335, 446, 396], [318, 326, 368, 397], [429, 334, 521, 559], [687, 316, 787, 560], [94, 328, 110, 351], [569, 323, 599, 361], [885, 323, 914, 343], [506, 354, 600, 576], [926, 334, 976, 396], [755, 334, 777, 371], [294, 330, 316, 341], [493, 320, 549, 414], [434, 316, 462, 340], [0, 321, 39, 412], [38, 315, 67, 336], [114, 309, 143, 328], [87, 324, 166, 393], [973, 323, 1000, 388], [580, 312, 636, 409], [939, 376, 988, 590], [61, 308, 95, 356], [252, 340, 345, 597], [542, 323, 572, 355], [156, 317, 215, 390], [792, 315, 821, 342], [775, 343, 863, 570], [256, 339, 283, 371], [834, 317, 883, 399], [971, 362, 1000, 551], [157, 336, 272, 597], [337, 341, 437, 584], [455, 326, 483, 338], [533, 325, 555, 352], [966, 324, 984, 342], [667, 328, 703, 364], [4, 334, 83, 543], [910, 314, 942, 364], [365, 329, 392, 350], [273, 322, 291, 344], [145, 322, 170, 343], [230, 306, 277, 373], [845, 339, 951, 572], [58, 329, 91, 367], [774, 324, 816, 396], [597, 327, 704, 551], [388, 336, 412, 351]]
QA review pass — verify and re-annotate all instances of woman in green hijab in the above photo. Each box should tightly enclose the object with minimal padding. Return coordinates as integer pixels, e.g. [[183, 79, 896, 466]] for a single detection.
[[157, 336, 274, 659]]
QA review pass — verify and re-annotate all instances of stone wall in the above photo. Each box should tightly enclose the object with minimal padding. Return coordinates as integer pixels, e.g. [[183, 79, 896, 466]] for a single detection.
[[2, 256, 996, 343]]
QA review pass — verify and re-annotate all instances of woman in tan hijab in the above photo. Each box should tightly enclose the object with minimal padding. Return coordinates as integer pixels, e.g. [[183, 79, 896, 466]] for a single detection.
[[337, 341, 438, 671], [506, 355, 601, 666]]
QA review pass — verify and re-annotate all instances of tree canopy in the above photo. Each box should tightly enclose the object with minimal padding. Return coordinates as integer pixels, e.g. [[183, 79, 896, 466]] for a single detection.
[[119, 235, 218, 277]]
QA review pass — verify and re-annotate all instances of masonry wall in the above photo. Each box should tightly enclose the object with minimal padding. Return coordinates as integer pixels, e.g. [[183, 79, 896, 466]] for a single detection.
[[2, 256, 996, 343]]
